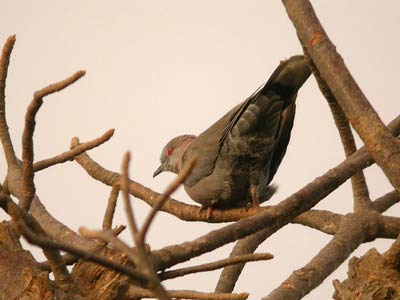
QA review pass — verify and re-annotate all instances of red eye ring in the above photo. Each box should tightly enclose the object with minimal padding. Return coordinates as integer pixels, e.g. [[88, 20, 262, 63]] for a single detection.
[[166, 147, 174, 157]]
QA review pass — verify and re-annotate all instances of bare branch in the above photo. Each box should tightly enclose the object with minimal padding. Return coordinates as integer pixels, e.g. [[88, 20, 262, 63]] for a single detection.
[[38, 225, 125, 271], [263, 214, 366, 300], [1, 186, 145, 282], [33, 70, 86, 99], [372, 190, 400, 213], [126, 286, 249, 300], [33, 128, 114, 172], [215, 209, 342, 293], [39, 253, 79, 271], [283, 0, 400, 192], [79, 227, 141, 266], [0, 35, 18, 167], [120, 151, 171, 300], [139, 157, 196, 242], [1, 189, 75, 289], [215, 230, 273, 293], [303, 51, 372, 211], [121, 151, 139, 238], [378, 216, 400, 239], [102, 184, 119, 230], [20, 70, 86, 210], [159, 252, 272, 281]]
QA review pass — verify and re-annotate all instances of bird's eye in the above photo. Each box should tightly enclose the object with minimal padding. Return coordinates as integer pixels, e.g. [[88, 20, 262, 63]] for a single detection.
[[166, 147, 174, 157]]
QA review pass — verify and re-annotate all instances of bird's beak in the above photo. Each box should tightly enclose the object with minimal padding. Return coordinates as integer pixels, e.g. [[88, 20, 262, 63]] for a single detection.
[[153, 164, 165, 178]]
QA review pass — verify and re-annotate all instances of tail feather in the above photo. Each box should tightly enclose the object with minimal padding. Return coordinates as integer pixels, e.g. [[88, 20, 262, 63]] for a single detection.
[[261, 55, 311, 108]]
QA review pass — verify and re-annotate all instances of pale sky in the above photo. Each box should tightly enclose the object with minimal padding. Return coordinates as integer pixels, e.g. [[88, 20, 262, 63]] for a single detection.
[[1, 1, 400, 299]]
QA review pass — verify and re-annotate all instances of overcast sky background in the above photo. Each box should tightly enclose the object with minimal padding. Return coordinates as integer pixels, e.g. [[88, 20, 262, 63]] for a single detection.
[[1, 1, 400, 299]]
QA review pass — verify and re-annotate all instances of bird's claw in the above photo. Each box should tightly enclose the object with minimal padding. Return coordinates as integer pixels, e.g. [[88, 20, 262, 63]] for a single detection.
[[250, 185, 260, 208], [198, 206, 213, 220]]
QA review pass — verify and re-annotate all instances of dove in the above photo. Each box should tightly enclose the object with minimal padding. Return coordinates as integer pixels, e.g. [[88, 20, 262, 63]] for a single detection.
[[154, 55, 311, 208]]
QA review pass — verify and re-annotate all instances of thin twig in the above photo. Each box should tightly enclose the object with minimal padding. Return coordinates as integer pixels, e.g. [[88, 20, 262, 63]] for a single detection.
[[112, 224, 127, 236], [33, 129, 114, 172], [102, 184, 120, 230], [0, 35, 18, 167], [126, 286, 249, 300], [139, 157, 196, 242], [159, 252, 273, 281], [120, 151, 171, 300], [121, 152, 139, 238], [20, 70, 86, 211]]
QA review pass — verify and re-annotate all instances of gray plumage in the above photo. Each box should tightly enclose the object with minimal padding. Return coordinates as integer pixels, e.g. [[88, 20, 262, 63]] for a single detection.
[[154, 55, 311, 208]]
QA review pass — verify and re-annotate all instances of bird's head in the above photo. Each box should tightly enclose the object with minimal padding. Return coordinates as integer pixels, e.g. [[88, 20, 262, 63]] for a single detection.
[[153, 134, 196, 177]]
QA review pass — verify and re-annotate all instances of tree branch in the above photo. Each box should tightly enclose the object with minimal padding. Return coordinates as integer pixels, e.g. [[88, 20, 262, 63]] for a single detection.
[[303, 51, 372, 211], [372, 190, 400, 213], [20, 70, 86, 210], [283, 0, 400, 192], [126, 286, 249, 300], [159, 252, 273, 281], [263, 214, 367, 300], [121, 151, 171, 300], [102, 184, 119, 231], [0, 35, 18, 167], [1, 188, 76, 292], [139, 157, 196, 243], [33, 128, 114, 172]]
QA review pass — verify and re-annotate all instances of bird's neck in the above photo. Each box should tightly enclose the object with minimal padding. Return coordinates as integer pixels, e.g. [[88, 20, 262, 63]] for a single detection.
[[176, 139, 194, 173]]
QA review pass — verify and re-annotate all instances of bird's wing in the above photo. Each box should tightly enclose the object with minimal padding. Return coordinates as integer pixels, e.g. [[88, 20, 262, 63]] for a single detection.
[[219, 55, 309, 147], [183, 103, 242, 187], [268, 100, 296, 183]]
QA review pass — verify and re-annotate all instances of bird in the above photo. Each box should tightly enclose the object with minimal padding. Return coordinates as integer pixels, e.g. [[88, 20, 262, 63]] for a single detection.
[[153, 55, 311, 209]]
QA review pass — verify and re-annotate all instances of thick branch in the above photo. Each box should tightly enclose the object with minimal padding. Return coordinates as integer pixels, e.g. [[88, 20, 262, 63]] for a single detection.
[[372, 190, 400, 213], [1, 189, 76, 291], [263, 214, 366, 300], [283, 0, 400, 192], [214, 209, 342, 293]]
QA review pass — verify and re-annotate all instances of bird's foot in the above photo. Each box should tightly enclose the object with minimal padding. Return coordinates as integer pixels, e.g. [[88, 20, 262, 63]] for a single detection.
[[198, 206, 213, 220], [250, 185, 260, 208]]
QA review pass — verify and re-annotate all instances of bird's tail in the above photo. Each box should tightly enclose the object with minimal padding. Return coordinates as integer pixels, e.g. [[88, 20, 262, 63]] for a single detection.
[[261, 55, 311, 108]]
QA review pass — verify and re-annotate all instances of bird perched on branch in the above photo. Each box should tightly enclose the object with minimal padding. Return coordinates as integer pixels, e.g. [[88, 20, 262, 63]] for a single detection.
[[154, 55, 311, 209]]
